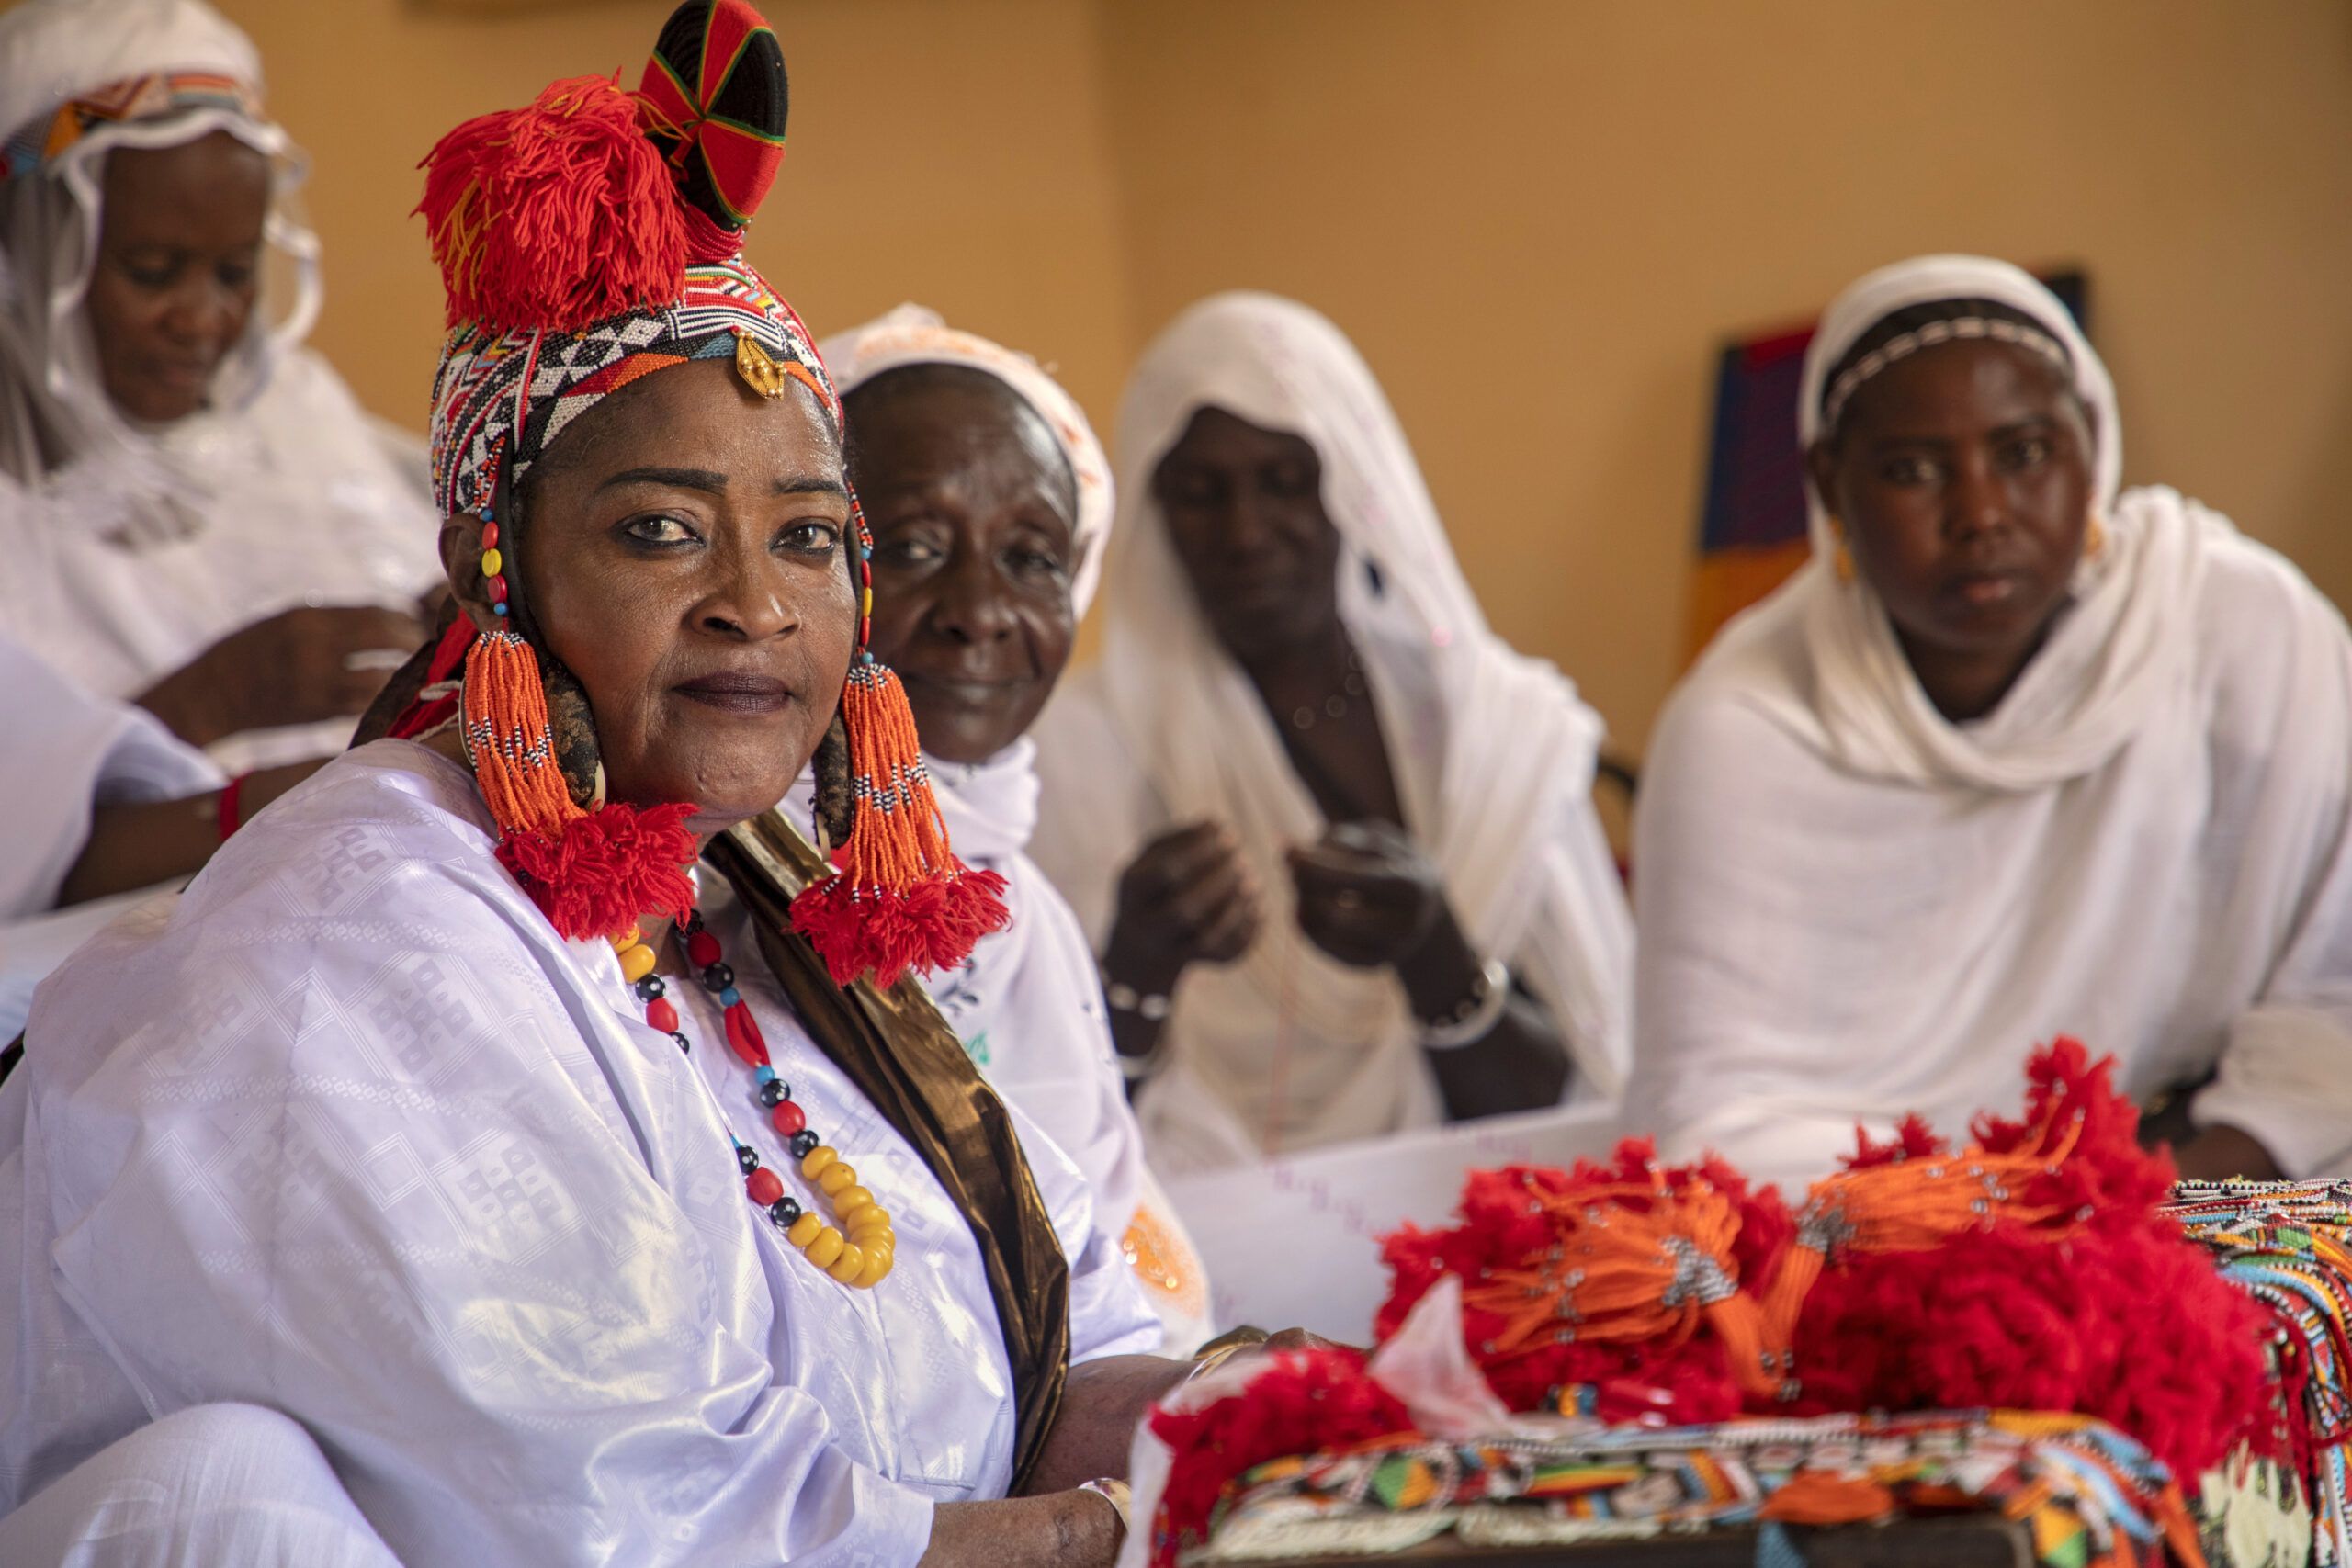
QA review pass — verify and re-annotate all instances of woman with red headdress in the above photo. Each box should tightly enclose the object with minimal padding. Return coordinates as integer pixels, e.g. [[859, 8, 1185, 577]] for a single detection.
[[0, 7, 1212, 1563]]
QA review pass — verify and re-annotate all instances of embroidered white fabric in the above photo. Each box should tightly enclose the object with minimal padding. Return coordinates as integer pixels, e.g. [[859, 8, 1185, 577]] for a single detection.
[[0, 741, 1158, 1565]]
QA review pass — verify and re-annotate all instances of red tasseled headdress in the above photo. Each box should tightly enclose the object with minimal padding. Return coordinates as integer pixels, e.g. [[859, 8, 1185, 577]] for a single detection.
[[406, 0, 1009, 982]]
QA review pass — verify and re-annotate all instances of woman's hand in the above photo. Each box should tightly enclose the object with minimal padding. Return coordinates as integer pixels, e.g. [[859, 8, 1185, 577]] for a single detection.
[[138, 604, 427, 747], [1287, 820, 1445, 970], [1102, 822, 1263, 994]]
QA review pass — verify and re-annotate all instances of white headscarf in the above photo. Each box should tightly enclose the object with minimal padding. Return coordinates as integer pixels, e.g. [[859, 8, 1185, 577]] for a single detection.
[[820, 303, 1114, 611], [1774, 254, 2207, 792], [1632, 254, 2352, 1189], [1036, 292, 1632, 1169], [816, 306, 1121, 1077], [815, 306, 1218, 1348], [0, 0, 320, 498]]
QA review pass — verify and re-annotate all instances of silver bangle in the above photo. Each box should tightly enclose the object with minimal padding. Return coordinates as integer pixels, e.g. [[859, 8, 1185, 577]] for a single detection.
[[1099, 964, 1172, 1082], [1078, 1477, 1131, 1539], [1419, 957, 1511, 1050], [1101, 975, 1171, 1022]]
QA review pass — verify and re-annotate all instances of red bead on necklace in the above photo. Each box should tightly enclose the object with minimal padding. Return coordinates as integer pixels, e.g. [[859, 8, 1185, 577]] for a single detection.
[[611, 909, 896, 1289]]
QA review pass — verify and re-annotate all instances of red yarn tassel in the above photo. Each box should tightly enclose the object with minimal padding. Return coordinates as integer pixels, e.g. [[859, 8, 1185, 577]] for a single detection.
[[790, 660, 1010, 987], [417, 73, 689, 333], [463, 629, 695, 941], [497, 802, 696, 943]]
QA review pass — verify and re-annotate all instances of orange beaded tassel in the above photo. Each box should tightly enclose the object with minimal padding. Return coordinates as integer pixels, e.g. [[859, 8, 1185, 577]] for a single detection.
[[788, 522, 1009, 987]]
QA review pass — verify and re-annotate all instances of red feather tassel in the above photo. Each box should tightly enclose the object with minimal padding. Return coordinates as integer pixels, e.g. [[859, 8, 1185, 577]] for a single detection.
[[496, 801, 697, 942], [1352, 1043, 2276, 1483], [791, 660, 1011, 987], [1146, 1348, 1410, 1568], [417, 73, 689, 333]]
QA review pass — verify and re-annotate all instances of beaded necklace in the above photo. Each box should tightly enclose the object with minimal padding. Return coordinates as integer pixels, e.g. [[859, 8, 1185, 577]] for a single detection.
[[611, 909, 896, 1289]]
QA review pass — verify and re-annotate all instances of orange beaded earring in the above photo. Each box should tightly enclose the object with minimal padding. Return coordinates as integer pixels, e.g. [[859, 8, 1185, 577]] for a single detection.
[[458, 447, 696, 950]]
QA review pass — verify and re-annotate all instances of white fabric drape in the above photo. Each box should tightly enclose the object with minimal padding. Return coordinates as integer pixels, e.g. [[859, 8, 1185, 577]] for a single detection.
[[1629, 255, 2352, 1189], [0, 631, 219, 1039], [1030, 292, 1632, 1174], [810, 307, 1215, 1350], [0, 0, 440, 769], [0, 743, 1158, 1565], [0, 631, 217, 922], [0, 1404, 401, 1568]]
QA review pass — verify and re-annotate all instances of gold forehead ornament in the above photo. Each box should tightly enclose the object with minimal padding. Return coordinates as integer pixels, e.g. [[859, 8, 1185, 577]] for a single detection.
[[734, 330, 790, 400]]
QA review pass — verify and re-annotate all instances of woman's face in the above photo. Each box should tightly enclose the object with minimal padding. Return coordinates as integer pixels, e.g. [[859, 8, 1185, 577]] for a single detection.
[[86, 131, 271, 424], [1152, 405, 1342, 666], [447, 357, 856, 838], [853, 368, 1080, 765], [1809, 338, 2095, 685]]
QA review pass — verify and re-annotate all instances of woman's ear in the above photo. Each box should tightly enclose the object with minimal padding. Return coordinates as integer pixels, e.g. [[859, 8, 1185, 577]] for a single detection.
[[438, 513, 503, 636], [1803, 440, 1841, 520]]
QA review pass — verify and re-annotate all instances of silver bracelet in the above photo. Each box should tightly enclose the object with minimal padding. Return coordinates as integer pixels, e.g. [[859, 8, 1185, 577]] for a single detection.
[[1101, 975, 1171, 1022], [1099, 964, 1172, 1082], [1419, 956, 1511, 1050], [1077, 1476, 1131, 1539]]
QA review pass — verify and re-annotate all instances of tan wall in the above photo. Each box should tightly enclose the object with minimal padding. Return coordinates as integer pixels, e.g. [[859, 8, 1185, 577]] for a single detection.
[[212, 0, 1135, 427], [216, 0, 2352, 756], [1101, 0, 2352, 754]]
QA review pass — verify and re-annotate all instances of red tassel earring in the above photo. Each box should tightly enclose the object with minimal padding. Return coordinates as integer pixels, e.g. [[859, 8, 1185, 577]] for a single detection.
[[789, 501, 1010, 987]]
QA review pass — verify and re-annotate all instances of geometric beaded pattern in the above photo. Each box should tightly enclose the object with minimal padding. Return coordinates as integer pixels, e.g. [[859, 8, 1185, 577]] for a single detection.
[[429, 254, 834, 522]]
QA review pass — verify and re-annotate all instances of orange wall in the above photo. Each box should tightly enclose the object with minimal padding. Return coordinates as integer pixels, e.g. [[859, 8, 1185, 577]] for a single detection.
[[218, 0, 2352, 757]]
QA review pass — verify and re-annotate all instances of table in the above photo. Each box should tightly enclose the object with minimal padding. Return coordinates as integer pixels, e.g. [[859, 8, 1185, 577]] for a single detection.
[[1229, 1514, 2031, 1567]]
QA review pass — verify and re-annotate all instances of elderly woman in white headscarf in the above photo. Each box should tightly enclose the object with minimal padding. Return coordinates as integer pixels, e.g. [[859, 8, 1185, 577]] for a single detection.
[[0, 0, 437, 775], [1031, 292, 1633, 1175], [1629, 254, 2352, 1190], [810, 305, 1215, 1350]]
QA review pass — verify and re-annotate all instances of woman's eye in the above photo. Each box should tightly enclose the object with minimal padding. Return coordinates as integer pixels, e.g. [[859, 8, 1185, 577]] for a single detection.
[[1878, 455, 1938, 485], [2003, 434, 2054, 468], [620, 513, 697, 547], [779, 520, 842, 554], [121, 261, 176, 290], [217, 262, 256, 291], [1161, 471, 1224, 509], [1264, 464, 1317, 500], [1007, 546, 1069, 579], [875, 535, 943, 567]]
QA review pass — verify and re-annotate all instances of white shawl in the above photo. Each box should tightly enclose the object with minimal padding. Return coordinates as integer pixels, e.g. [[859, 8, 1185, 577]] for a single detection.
[[809, 308, 1216, 1349], [0, 0, 439, 768], [1630, 255, 2352, 1188], [0, 743, 1158, 1563], [0, 631, 220, 1038], [1031, 292, 1633, 1174]]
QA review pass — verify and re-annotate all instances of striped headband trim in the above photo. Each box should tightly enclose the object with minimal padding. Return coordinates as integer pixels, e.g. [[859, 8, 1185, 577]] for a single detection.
[[2, 72, 261, 183], [1821, 315, 2071, 435]]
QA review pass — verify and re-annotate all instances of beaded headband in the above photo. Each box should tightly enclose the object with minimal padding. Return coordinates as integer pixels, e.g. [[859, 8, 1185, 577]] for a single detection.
[[1819, 314, 2071, 436]]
